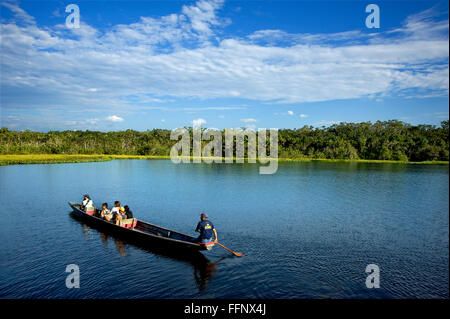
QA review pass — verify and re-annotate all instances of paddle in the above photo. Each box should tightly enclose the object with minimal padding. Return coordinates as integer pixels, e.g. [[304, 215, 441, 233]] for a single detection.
[[215, 241, 243, 257]]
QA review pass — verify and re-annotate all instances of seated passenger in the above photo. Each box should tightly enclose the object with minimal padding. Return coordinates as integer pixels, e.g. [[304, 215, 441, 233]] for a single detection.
[[124, 205, 133, 219], [111, 201, 123, 221], [81, 194, 94, 213], [118, 207, 127, 221], [100, 203, 113, 221]]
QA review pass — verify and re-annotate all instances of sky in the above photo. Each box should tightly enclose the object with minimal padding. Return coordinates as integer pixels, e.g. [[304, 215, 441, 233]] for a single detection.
[[0, 0, 448, 131]]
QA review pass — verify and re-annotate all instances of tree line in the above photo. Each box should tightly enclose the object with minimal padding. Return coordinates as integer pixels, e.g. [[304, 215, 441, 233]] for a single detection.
[[0, 120, 448, 162]]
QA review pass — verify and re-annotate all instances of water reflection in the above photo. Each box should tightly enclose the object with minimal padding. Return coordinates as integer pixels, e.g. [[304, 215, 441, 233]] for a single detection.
[[81, 224, 91, 238], [100, 232, 108, 246], [99, 233, 126, 256], [114, 238, 127, 256], [194, 256, 225, 290], [69, 212, 222, 290]]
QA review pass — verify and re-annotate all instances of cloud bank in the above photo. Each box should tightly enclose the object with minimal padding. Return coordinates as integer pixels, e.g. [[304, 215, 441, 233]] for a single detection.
[[0, 0, 448, 130]]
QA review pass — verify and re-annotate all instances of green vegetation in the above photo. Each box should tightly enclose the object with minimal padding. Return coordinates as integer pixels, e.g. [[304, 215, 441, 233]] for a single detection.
[[0, 154, 170, 166], [0, 120, 448, 165], [278, 120, 449, 162]]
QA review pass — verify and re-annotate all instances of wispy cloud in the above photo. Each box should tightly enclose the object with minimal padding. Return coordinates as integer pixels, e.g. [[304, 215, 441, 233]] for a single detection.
[[182, 0, 227, 36], [0, 1, 448, 130], [106, 115, 124, 123], [192, 118, 207, 127], [244, 123, 256, 131], [240, 118, 257, 123], [1, 1, 35, 25], [314, 120, 341, 127]]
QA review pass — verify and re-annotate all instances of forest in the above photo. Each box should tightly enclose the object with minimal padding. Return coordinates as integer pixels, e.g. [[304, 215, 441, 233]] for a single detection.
[[0, 120, 448, 162]]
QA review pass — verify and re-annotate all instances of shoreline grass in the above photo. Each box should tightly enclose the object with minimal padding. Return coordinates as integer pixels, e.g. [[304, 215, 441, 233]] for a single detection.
[[277, 158, 449, 165], [0, 154, 170, 166], [0, 154, 448, 166]]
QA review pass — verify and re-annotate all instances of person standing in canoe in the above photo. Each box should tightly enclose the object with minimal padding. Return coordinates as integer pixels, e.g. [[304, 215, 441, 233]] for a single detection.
[[195, 213, 218, 244]]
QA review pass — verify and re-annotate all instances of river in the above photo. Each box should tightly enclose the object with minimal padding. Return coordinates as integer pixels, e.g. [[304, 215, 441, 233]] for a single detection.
[[0, 160, 448, 298]]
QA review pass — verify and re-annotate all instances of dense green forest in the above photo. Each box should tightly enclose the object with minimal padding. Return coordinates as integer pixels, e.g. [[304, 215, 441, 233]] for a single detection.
[[0, 120, 448, 162]]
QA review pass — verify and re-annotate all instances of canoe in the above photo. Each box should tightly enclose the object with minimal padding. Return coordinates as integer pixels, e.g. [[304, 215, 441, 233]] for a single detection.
[[68, 201, 214, 251]]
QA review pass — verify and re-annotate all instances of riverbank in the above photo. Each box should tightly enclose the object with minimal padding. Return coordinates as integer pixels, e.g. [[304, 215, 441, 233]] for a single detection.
[[0, 154, 170, 166], [0, 154, 448, 166]]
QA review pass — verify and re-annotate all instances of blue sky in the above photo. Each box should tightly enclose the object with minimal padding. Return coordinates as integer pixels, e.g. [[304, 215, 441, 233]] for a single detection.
[[1, 0, 448, 131]]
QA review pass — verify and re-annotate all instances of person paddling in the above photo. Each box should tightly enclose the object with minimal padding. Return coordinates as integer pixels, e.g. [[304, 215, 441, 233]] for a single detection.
[[195, 213, 218, 244], [194, 214, 243, 256]]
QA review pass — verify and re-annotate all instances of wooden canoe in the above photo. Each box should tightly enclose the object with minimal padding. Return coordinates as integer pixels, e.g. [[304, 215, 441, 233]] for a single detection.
[[68, 201, 214, 251]]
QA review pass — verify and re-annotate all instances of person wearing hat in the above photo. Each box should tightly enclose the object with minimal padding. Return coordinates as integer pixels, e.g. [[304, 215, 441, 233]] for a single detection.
[[118, 206, 127, 220], [195, 213, 218, 244]]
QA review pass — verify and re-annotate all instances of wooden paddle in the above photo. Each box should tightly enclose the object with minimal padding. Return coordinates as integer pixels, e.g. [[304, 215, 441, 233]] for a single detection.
[[215, 241, 243, 257]]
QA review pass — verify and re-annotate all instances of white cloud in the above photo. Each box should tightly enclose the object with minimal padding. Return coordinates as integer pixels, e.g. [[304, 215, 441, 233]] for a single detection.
[[287, 110, 294, 115], [387, 7, 449, 41], [127, 105, 246, 112], [0, 1, 448, 124], [182, 0, 226, 35], [161, 119, 166, 123], [299, 114, 308, 118], [192, 118, 207, 127], [248, 29, 369, 46], [182, 106, 244, 111], [1, 1, 35, 25], [240, 118, 257, 123], [245, 123, 256, 131], [105, 115, 124, 122], [86, 118, 100, 125]]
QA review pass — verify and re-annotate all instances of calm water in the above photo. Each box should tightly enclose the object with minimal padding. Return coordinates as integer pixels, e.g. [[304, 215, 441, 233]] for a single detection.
[[0, 160, 448, 298]]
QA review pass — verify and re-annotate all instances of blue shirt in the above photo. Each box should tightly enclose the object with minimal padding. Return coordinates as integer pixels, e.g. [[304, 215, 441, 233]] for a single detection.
[[196, 220, 215, 240]]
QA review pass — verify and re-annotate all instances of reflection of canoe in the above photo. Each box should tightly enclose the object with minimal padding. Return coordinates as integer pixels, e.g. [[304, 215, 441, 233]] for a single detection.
[[68, 201, 214, 251]]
